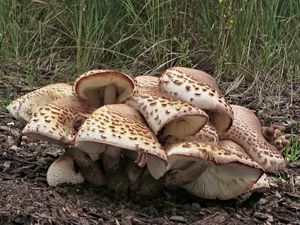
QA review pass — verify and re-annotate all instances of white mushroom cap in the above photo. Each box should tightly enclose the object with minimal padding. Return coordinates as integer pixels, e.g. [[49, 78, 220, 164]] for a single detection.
[[165, 141, 263, 200], [22, 96, 95, 145], [159, 68, 233, 133], [47, 152, 84, 186], [75, 104, 167, 179], [7, 83, 74, 123], [220, 105, 286, 172], [74, 70, 136, 107], [126, 83, 208, 137]]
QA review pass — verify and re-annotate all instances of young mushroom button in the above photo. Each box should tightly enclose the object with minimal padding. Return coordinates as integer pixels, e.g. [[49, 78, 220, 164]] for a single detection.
[[47, 150, 85, 187]]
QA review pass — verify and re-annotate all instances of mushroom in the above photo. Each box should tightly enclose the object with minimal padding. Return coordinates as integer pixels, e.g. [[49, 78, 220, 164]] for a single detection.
[[47, 150, 85, 186], [159, 67, 233, 133], [126, 75, 208, 139], [75, 104, 167, 179], [219, 140, 270, 193], [7, 83, 74, 123], [74, 70, 136, 107], [164, 123, 219, 145], [164, 140, 264, 200], [22, 96, 95, 145], [219, 105, 286, 172], [250, 173, 270, 193], [262, 126, 275, 144], [69, 147, 105, 186]]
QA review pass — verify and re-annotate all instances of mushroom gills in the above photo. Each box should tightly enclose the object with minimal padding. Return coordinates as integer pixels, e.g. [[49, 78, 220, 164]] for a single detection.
[[183, 161, 262, 200], [161, 115, 207, 138]]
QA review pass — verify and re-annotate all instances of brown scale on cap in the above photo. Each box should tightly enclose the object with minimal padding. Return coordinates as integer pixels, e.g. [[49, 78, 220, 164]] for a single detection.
[[220, 105, 286, 172], [22, 96, 95, 145], [74, 70, 137, 107], [159, 67, 233, 133], [75, 104, 167, 179], [172, 67, 221, 92], [7, 83, 74, 123], [126, 75, 208, 138], [164, 140, 263, 200]]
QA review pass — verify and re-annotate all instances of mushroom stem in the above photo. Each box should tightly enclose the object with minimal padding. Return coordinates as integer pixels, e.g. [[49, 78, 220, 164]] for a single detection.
[[104, 85, 117, 105], [103, 146, 122, 170], [164, 161, 209, 186], [68, 148, 105, 186]]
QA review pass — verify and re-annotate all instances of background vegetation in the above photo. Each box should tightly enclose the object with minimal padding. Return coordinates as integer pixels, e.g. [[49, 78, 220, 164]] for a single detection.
[[0, 0, 299, 104]]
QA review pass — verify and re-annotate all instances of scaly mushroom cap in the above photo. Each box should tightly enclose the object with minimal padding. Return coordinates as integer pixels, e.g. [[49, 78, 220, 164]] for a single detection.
[[47, 152, 85, 186], [172, 67, 221, 92], [220, 105, 286, 172], [7, 83, 74, 123], [165, 141, 263, 200], [75, 104, 167, 179], [126, 81, 208, 137], [164, 123, 219, 145], [22, 96, 95, 145], [135, 75, 160, 90], [159, 68, 233, 133], [74, 70, 136, 107]]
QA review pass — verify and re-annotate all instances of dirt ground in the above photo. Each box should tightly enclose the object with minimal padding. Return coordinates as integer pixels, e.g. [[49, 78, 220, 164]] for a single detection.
[[0, 75, 300, 224]]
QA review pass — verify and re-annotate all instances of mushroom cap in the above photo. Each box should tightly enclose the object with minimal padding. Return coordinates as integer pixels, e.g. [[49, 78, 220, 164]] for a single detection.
[[165, 141, 263, 200], [7, 83, 74, 123], [164, 123, 219, 145], [159, 68, 233, 133], [250, 173, 270, 192], [22, 96, 95, 145], [74, 70, 136, 107], [75, 104, 167, 179], [220, 105, 286, 172], [47, 152, 84, 186], [126, 89, 208, 137], [135, 75, 160, 90], [172, 67, 221, 92], [219, 139, 247, 154]]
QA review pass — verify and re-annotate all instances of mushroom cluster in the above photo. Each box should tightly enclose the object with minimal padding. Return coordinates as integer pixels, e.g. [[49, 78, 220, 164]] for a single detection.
[[7, 67, 286, 200]]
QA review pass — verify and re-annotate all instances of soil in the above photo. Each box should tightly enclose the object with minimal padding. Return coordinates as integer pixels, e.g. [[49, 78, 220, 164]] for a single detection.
[[0, 75, 300, 225]]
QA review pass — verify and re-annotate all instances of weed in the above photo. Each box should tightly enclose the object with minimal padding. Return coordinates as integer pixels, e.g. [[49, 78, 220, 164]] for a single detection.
[[0, 0, 298, 98], [283, 132, 300, 162]]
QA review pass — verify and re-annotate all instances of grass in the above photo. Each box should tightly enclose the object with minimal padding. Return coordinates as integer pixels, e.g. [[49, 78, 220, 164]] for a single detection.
[[283, 132, 300, 162], [0, 0, 299, 101]]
